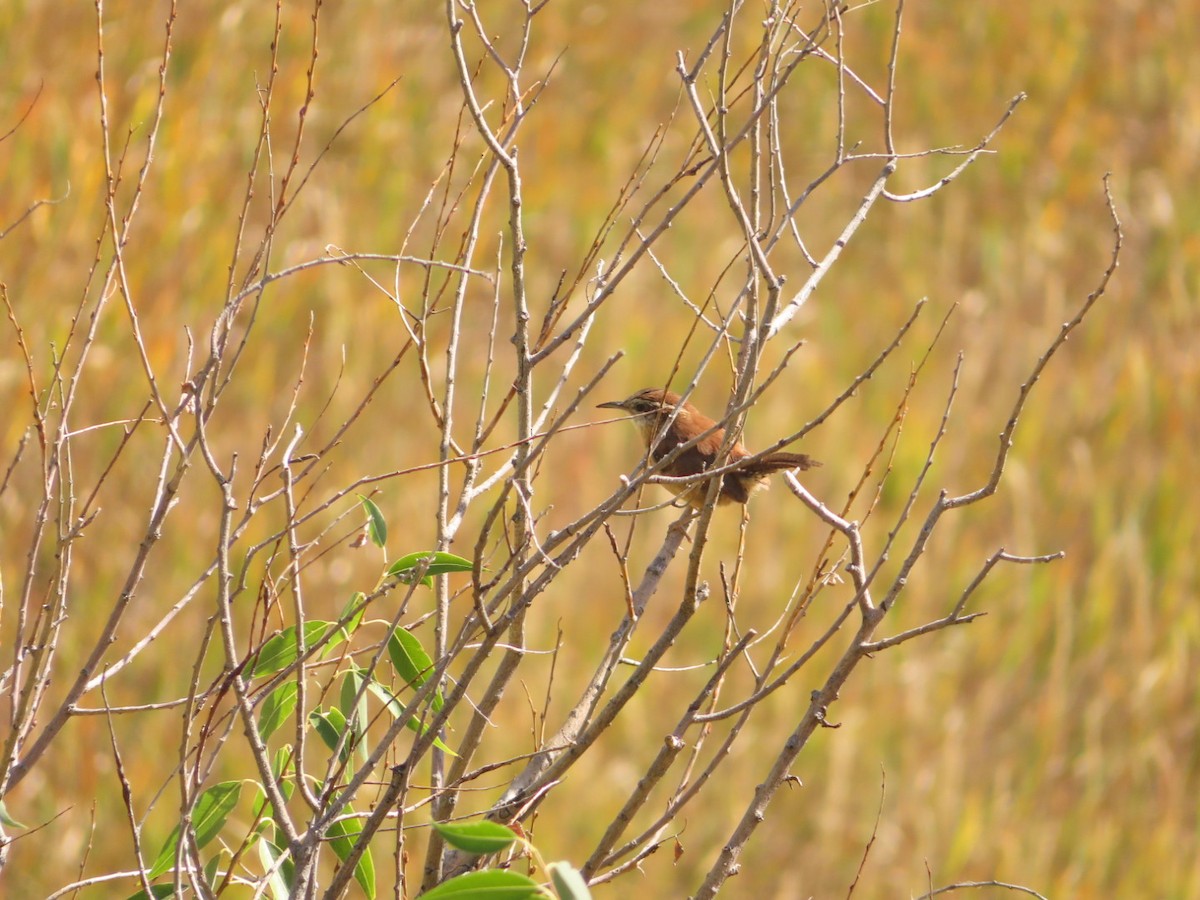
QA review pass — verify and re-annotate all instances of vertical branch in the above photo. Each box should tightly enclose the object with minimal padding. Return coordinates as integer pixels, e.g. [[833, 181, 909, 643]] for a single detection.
[[429, 0, 540, 887], [280, 427, 320, 813], [883, 0, 905, 157]]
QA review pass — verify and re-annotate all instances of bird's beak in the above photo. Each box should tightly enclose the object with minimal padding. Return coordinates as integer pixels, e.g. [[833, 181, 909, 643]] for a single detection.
[[596, 399, 627, 410]]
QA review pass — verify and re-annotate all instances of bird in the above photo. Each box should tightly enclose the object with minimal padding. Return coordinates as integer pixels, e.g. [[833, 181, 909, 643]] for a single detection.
[[597, 387, 820, 509]]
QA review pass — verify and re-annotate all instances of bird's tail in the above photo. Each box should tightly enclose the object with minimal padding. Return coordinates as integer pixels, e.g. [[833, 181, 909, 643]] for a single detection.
[[743, 452, 821, 476]]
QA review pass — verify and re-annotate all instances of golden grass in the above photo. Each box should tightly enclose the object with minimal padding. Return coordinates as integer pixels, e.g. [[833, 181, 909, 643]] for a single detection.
[[0, 1, 1197, 897]]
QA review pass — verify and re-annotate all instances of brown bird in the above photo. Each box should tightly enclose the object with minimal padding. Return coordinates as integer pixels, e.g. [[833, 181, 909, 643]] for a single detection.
[[597, 387, 820, 509]]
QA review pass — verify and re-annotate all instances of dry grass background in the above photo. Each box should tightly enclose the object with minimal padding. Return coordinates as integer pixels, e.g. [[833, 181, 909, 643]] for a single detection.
[[1, 1, 1197, 897]]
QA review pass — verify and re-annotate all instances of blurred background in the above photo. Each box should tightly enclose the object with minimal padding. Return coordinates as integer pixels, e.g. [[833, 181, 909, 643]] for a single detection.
[[1, 1, 1197, 897]]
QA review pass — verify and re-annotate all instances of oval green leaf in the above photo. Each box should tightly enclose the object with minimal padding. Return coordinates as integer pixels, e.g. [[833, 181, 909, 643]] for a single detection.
[[387, 628, 443, 710], [432, 821, 519, 854], [415, 869, 542, 899], [386, 551, 472, 586], [252, 621, 342, 678]]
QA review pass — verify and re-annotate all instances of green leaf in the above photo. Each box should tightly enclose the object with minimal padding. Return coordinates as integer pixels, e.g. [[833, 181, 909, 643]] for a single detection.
[[249, 755, 296, 888], [122, 885, 179, 900], [416, 869, 543, 899], [271, 746, 295, 783], [339, 668, 365, 723], [404, 717, 458, 757], [309, 707, 348, 758], [340, 668, 371, 765], [387, 628, 444, 710], [203, 854, 222, 889], [251, 785, 270, 825], [252, 621, 343, 678], [259, 682, 298, 741], [386, 551, 472, 587], [365, 679, 406, 718], [258, 746, 296, 811], [192, 782, 242, 848], [0, 799, 25, 829], [329, 811, 376, 899], [148, 781, 241, 879], [341, 591, 368, 632], [257, 830, 294, 900], [547, 862, 592, 900], [359, 494, 388, 547], [432, 821, 518, 854], [363, 680, 457, 757]]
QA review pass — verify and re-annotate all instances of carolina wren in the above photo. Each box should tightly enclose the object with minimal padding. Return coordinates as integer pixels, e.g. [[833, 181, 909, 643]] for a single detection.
[[597, 387, 820, 509]]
